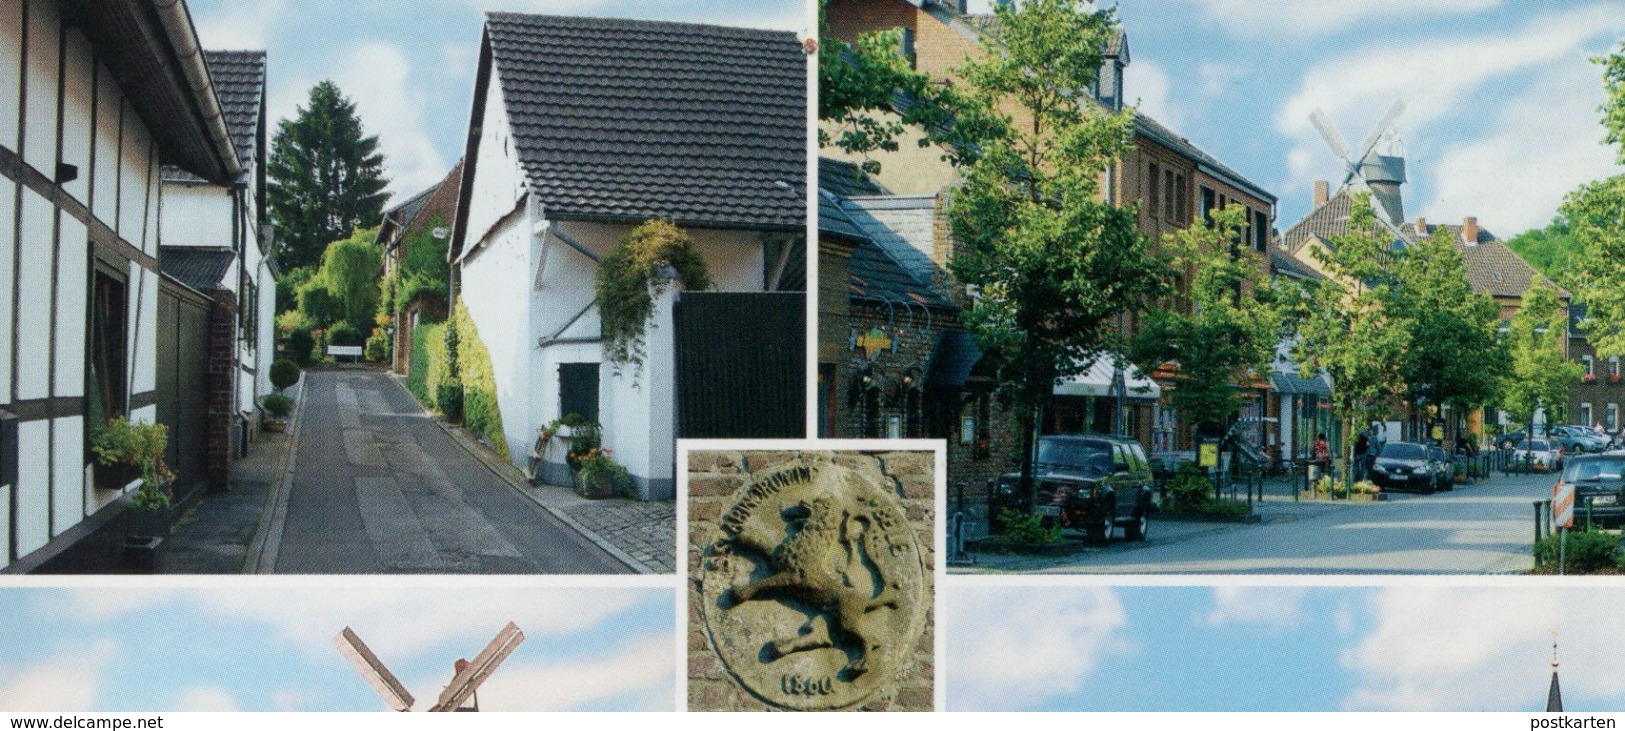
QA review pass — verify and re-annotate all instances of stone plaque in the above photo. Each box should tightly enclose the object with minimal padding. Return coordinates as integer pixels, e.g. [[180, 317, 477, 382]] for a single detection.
[[697, 461, 927, 710]]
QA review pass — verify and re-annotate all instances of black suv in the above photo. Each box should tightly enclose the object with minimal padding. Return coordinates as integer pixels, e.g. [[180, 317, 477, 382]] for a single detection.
[[987, 434, 1155, 545], [1556, 454, 1625, 528]]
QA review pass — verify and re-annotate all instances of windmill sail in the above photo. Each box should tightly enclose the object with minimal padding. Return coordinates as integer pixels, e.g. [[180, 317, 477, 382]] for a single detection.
[[335, 627, 416, 712]]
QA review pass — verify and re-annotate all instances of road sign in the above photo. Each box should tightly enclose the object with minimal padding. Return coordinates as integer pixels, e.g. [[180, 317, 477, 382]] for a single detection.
[[1553, 481, 1575, 529], [334, 627, 415, 712]]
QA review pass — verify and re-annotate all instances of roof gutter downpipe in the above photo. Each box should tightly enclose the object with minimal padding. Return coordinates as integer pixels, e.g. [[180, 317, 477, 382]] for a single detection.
[[151, 0, 241, 181]]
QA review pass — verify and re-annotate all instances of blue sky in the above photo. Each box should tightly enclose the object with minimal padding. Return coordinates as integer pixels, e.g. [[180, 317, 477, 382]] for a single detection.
[[184, 0, 806, 206], [947, 584, 1625, 712], [0, 586, 674, 712], [959, 0, 1625, 236]]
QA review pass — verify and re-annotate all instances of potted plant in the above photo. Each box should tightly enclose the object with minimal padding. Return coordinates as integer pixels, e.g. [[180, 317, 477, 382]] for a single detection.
[[573, 447, 629, 499], [90, 418, 174, 571], [262, 393, 293, 432], [1612, 372, 1622, 383], [1583, 373, 1597, 383]]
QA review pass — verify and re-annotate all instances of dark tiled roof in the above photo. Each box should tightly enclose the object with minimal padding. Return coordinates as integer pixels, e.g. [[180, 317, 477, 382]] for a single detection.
[[819, 190, 870, 244], [163, 50, 265, 184], [849, 236, 954, 310], [1281, 187, 1396, 253], [395, 160, 465, 248], [1133, 112, 1273, 205], [1403, 221, 1556, 300], [484, 13, 804, 231], [1269, 246, 1321, 281], [819, 157, 889, 198], [160, 247, 236, 290]]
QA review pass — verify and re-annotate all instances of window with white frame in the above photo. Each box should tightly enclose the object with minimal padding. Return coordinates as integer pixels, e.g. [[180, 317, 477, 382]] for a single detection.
[[1583, 355, 1595, 376], [1609, 404, 1619, 432], [1580, 402, 1593, 427]]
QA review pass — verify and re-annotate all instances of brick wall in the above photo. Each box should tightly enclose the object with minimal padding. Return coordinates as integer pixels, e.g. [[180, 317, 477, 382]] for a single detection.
[[205, 290, 238, 489], [688, 449, 934, 711]]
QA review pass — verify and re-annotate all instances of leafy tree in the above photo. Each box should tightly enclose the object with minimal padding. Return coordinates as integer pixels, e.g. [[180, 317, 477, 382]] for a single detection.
[[1294, 192, 1410, 480], [1504, 281, 1583, 438], [816, 1, 977, 175], [944, 0, 1169, 498], [1129, 205, 1284, 438], [1393, 225, 1507, 431], [382, 215, 451, 316], [268, 81, 389, 271], [320, 228, 384, 332], [1565, 42, 1625, 358], [1506, 217, 1582, 283], [276, 265, 314, 315]]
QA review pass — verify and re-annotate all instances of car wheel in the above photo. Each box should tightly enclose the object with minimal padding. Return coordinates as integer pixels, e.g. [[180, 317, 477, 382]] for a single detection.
[[1125, 506, 1148, 541], [1089, 501, 1115, 546]]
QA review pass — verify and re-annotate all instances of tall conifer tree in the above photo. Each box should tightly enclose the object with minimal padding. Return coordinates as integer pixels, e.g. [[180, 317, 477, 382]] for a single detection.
[[268, 81, 390, 271]]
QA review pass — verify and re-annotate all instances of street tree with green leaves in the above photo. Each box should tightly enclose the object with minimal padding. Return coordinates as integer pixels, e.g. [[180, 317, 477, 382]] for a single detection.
[[944, 0, 1169, 496], [1504, 281, 1583, 439], [1294, 192, 1410, 480], [1564, 42, 1625, 358], [1506, 217, 1583, 283], [1394, 225, 1508, 433], [1129, 204, 1285, 438], [268, 81, 390, 272]]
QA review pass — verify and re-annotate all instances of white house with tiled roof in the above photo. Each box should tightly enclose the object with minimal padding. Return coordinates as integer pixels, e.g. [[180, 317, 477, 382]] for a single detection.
[[0, 0, 242, 572], [450, 14, 805, 500]]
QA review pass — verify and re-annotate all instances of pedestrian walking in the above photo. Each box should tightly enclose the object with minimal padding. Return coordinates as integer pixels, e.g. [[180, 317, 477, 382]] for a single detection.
[[1312, 432, 1331, 484], [1353, 430, 1370, 481]]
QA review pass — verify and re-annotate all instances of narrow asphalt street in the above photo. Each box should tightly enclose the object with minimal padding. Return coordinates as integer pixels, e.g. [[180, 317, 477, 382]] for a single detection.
[[959, 472, 1560, 574], [265, 369, 629, 574]]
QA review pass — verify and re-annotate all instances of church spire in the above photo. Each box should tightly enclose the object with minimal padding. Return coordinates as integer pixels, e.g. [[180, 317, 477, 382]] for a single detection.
[[1546, 631, 1563, 713]]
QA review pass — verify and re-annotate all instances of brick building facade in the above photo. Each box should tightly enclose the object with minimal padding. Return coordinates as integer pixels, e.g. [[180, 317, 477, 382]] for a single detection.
[[1568, 304, 1625, 433]]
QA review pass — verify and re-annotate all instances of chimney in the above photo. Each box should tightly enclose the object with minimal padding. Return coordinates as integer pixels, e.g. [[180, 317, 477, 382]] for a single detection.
[[1313, 180, 1329, 208], [1415, 217, 1426, 235], [1463, 216, 1479, 246]]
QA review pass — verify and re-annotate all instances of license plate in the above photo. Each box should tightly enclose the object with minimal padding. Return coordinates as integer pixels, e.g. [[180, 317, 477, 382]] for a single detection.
[[1037, 506, 1061, 517], [1593, 496, 1618, 507]]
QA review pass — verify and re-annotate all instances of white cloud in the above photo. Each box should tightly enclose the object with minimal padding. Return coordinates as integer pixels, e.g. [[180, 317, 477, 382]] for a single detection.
[[458, 633, 676, 711], [1421, 62, 1625, 233], [330, 41, 451, 204], [59, 587, 654, 660], [172, 686, 240, 712], [1342, 588, 1625, 711], [191, 0, 289, 50], [1195, 0, 1501, 39], [1275, 4, 1623, 215], [1131, 61, 1182, 133], [1198, 62, 1247, 98], [1201, 586, 1308, 629], [0, 639, 117, 712], [948, 586, 1130, 711]]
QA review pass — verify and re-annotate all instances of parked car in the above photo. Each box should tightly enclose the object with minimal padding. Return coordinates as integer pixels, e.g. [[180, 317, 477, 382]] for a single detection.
[[1548, 426, 1602, 455], [1370, 441, 1448, 493], [987, 434, 1155, 545], [1426, 444, 1453, 492], [1510, 439, 1563, 471], [1556, 454, 1625, 528], [1496, 430, 1528, 450]]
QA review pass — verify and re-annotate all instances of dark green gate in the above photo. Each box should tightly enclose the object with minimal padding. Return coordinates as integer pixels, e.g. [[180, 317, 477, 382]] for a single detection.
[[673, 292, 805, 438]]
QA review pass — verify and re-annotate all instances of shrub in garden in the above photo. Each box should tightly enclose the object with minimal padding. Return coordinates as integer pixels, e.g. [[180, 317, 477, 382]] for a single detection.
[[1533, 528, 1620, 573], [287, 327, 315, 367], [269, 359, 301, 392], [436, 383, 464, 422], [364, 328, 390, 362], [262, 393, 293, 418], [327, 321, 363, 347]]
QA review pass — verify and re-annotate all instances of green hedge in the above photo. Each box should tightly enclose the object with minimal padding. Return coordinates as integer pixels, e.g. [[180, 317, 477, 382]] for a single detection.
[[453, 299, 508, 460], [406, 321, 443, 406]]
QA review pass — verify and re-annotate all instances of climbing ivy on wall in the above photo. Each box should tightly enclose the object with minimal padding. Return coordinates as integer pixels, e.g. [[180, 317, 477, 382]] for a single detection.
[[453, 298, 509, 460], [595, 220, 711, 366]]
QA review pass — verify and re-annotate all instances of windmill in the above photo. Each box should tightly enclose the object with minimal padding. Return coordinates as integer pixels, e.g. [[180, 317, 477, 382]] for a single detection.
[[334, 622, 526, 712], [1309, 100, 1409, 234]]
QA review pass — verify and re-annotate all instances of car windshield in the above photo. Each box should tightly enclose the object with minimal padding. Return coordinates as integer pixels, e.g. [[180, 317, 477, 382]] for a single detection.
[[1563, 458, 1625, 483], [1379, 443, 1424, 460], [1036, 439, 1113, 477]]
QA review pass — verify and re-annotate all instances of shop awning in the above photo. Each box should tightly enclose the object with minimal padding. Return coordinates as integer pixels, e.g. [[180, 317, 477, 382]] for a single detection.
[[1270, 371, 1332, 397], [1054, 356, 1162, 400]]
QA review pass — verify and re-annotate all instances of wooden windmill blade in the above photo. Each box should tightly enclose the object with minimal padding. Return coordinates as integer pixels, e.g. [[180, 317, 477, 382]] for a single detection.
[[1354, 99, 1406, 165], [334, 627, 416, 712], [429, 621, 526, 712]]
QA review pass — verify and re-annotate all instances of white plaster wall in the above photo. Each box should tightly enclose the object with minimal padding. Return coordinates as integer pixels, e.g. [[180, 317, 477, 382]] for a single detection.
[[15, 420, 48, 557], [60, 29, 94, 207], [21, 0, 58, 173], [159, 185, 233, 249], [0, 181, 13, 405], [91, 70, 120, 226], [463, 67, 527, 249], [53, 215, 86, 398], [117, 120, 152, 250], [459, 202, 535, 468], [255, 257, 276, 399], [51, 415, 82, 535], [0, 0, 20, 152], [534, 220, 606, 340], [15, 190, 52, 401], [599, 282, 678, 497]]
